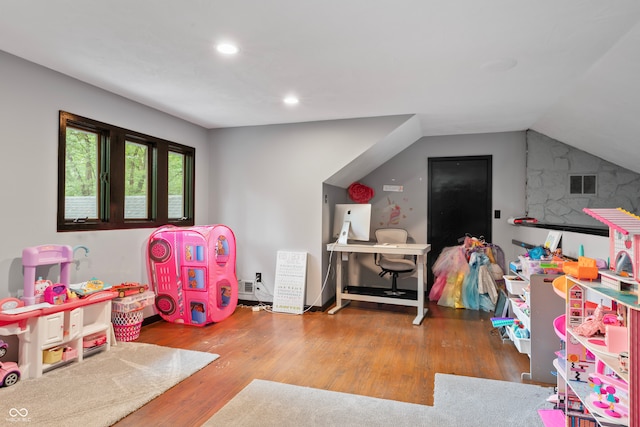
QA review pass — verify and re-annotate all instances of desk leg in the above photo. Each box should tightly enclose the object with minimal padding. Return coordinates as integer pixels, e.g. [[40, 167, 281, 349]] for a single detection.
[[328, 251, 350, 315], [412, 254, 428, 325]]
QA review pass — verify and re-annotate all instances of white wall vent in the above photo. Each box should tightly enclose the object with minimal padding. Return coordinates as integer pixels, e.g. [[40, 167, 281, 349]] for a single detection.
[[238, 280, 255, 295]]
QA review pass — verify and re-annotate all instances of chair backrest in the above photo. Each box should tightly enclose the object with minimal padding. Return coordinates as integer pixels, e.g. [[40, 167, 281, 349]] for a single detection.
[[375, 228, 408, 260]]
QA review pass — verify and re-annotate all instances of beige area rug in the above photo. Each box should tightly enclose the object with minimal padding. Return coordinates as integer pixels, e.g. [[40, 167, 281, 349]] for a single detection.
[[204, 374, 554, 427], [0, 342, 218, 426]]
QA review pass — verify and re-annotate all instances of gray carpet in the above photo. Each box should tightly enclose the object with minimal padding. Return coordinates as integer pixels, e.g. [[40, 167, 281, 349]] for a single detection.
[[204, 374, 554, 427], [0, 342, 218, 426]]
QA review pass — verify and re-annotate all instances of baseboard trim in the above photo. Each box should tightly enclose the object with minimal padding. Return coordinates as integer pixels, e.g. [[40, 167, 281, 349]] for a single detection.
[[142, 298, 335, 326]]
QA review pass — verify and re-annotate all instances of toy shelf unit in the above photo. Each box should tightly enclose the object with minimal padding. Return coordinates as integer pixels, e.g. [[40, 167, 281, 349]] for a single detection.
[[555, 276, 638, 427], [147, 224, 238, 326], [1, 244, 115, 379], [505, 273, 564, 384], [1, 292, 114, 379], [34, 298, 111, 375]]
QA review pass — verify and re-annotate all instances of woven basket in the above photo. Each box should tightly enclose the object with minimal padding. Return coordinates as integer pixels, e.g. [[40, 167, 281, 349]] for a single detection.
[[112, 310, 144, 342]]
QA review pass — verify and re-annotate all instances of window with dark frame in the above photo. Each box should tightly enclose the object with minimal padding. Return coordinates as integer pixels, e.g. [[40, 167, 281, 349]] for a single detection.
[[569, 174, 597, 195], [58, 111, 195, 231]]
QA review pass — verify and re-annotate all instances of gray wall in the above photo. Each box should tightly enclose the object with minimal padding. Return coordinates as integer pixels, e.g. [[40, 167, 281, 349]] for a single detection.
[[208, 116, 412, 306], [0, 51, 209, 303], [0, 48, 619, 309], [526, 129, 640, 226], [347, 131, 528, 288]]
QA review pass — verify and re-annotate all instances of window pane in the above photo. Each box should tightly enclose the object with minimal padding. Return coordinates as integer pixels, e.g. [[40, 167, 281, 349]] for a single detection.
[[569, 175, 582, 194], [124, 141, 149, 219], [168, 151, 185, 219], [65, 127, 98, 220], [583, 175, 596, 194]]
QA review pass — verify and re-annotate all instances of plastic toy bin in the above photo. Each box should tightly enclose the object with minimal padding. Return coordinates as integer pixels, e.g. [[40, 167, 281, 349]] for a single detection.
[[112, 291, 155, 312], [518, 255, 564, 279], [42, 347, 63, 364], [506, 327, 531, 354], [503, 275, 528, 295]]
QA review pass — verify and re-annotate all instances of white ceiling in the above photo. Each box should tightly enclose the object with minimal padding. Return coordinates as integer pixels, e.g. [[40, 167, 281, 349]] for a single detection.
[[2, 1, 640, 172]]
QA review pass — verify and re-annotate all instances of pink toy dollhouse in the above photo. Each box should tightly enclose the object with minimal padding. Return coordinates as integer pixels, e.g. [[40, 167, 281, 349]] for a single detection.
[[583, 208, 640, 293], [146, 224, 238, 326]]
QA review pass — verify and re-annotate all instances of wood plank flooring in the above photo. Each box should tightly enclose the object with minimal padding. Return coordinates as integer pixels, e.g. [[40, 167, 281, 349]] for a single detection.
[[114, 300, 542, 426]]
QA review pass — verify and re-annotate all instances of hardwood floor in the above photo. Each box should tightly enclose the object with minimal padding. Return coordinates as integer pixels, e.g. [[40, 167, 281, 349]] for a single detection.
[[114, 300, 541, 426]]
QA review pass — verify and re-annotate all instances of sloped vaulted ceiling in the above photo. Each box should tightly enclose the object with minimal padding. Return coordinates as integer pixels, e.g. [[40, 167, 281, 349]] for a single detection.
[[1, 1, 640, 172]]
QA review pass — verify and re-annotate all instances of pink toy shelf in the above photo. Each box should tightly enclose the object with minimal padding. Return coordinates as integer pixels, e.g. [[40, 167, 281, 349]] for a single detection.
[[146, 224, 238, 326]]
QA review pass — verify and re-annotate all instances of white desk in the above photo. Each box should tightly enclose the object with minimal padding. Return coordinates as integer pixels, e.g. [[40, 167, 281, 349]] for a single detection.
[[327, 242, 431, 325]]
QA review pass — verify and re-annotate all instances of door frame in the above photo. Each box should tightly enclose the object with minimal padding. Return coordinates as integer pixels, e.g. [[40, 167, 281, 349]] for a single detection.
[[426, 155, 493, 289]]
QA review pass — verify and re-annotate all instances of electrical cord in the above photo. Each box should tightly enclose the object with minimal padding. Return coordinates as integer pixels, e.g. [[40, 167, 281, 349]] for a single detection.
[[302, 238, 339, 312]]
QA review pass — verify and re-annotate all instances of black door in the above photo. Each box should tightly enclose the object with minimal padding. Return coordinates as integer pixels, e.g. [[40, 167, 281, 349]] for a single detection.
[[427, 156, 492, 291]]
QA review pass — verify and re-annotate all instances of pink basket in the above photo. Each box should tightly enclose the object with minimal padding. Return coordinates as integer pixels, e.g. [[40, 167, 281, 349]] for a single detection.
[[113, 322, 142, 342], [112, 310, 144, 341]]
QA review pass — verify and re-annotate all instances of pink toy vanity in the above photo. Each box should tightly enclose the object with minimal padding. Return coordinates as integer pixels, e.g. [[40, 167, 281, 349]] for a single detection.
[[146, 225, 238, 326]]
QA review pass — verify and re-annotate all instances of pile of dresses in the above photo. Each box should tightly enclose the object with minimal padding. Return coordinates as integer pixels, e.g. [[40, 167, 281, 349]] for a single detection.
[[428, 235, 505, 311]]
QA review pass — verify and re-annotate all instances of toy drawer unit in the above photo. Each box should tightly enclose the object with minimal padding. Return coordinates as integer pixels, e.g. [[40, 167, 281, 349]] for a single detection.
[[147, 225, 239, 326]]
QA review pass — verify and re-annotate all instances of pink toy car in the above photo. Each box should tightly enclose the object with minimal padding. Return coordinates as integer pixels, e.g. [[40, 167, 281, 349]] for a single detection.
[[0, 340, 8, 358], [0, 361, 20, 387]]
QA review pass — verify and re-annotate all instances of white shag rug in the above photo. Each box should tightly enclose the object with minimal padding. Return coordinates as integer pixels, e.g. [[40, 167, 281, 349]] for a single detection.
[[0, 342, 218, 426], [204, 374, 553, 427]]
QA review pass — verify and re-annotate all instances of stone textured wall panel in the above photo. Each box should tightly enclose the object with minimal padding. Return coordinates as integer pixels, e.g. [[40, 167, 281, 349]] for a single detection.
[[526, 129, 640, 225]]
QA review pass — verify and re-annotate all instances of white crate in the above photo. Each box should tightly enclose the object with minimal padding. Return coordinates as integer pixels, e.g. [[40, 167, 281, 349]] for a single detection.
[[112, 291, 155, 312], [503, 275, 528, 295], [509, 297, 531, 331], [506, 325, 531, 355]]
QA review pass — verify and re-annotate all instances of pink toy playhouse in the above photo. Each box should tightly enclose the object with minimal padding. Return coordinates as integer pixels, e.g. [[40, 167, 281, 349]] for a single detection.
[[583, 207, 640, 292], [146, 225, 238, 326]]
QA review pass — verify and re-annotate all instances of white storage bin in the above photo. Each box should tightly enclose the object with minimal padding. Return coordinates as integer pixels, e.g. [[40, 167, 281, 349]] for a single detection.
[[509, 297, 531, 331], [503, 275, 528, 295], [506, 325, 531, 355], [112, 291, 155, 312]]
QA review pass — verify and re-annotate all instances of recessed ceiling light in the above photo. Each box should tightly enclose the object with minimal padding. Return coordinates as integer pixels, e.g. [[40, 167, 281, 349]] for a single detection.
[[216, 43, 239, 55], [283, 96, 299, 105]]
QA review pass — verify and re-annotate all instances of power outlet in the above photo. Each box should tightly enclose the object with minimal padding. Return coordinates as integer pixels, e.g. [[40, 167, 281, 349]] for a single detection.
[[255, 272, 262, 283]]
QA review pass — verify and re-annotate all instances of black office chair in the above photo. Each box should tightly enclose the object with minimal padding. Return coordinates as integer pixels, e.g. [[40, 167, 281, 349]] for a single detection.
[[374, 228, 416, 296]]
